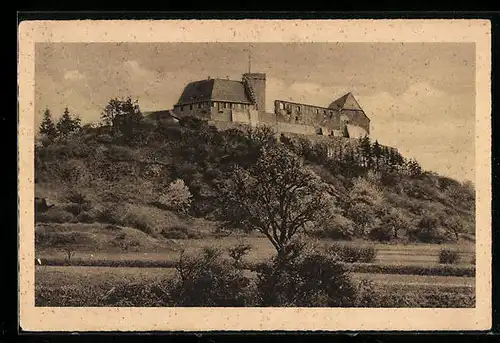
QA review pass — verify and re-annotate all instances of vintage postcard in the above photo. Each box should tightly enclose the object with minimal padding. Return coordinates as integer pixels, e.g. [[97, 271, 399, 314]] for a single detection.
[[18, 19, 492, 331]]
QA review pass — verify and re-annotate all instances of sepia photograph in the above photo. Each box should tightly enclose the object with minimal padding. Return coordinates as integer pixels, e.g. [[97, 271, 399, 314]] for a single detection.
[[18, 19, 492, 331]]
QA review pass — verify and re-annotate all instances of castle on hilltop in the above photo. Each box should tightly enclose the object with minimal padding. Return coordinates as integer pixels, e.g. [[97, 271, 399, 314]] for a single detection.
[[149, 72, 370, 139]]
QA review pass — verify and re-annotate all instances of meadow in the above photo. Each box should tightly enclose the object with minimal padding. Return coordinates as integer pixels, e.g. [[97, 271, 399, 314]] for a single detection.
[[35, 223, 476, 308]]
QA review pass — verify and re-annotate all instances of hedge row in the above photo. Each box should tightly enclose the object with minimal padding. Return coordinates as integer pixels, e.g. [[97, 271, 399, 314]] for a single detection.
[[37, 258, 475, 277], [347, 263, 475, 277]]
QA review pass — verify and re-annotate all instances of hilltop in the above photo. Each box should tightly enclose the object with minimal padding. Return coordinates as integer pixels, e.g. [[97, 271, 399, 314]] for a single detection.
[[35, 114, 475, 249]]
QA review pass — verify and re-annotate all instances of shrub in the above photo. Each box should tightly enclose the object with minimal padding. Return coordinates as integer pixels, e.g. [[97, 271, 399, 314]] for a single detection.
[[439, 249, 460, 264], [228, 243, 252, 267], [122, 213, 154, 234], [104, 145, 135, 161], [96, 207, 122, 225], [328, 243, 377, 263], [368, 225, 393, 242], [256, 246, 357, 307], [157, 179, 193, 214], [160, 225, 201, 239], [313, 214, 355, 240], [76, 209, 99, 223], [36, 207, 75, 223], [65, 189, 88, 204], [62, 203, 84, 216], [168, 248, 253, 306]]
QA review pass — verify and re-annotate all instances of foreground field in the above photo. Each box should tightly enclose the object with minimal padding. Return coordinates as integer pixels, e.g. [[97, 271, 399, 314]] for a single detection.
[[35, 224, 476, 308], [35, 265, 475, 308]]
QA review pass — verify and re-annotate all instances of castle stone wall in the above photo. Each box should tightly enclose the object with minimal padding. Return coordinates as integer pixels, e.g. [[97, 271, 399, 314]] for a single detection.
[[274, 100, 341, 130]]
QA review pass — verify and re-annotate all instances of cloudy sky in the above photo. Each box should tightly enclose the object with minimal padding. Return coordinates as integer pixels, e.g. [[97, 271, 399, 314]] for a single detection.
[[35, 42, 475, 182]]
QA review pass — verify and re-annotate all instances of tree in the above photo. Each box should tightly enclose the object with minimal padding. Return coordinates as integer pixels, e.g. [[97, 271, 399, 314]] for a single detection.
[[216, 145, 334, 258], [346, 178, 384, 236], [379, 207, 411, 240], [372, 140, 383, 170], [39, 108, 58, 140], [158, 179, 193, 214], [358, 135, 372, 169], [443, 216, 467, 241], [101, 97, 143, 139], [56, 108, 81, 137]]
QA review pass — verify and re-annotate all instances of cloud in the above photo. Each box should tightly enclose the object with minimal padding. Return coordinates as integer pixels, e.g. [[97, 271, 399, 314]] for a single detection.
[[122, 60, 157, 80], [63, 70, 86, 80]]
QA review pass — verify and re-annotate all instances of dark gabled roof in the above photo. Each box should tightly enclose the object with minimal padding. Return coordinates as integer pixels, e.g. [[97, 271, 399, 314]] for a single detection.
[[175, 79, 253, 106], [328, 92, 363, 111]]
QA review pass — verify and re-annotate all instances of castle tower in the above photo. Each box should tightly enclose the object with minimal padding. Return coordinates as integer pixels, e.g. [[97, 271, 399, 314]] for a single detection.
[[242, 73, 266, 113]]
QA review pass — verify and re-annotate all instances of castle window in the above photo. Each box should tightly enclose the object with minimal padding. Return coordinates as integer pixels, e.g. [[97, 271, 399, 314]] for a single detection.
[[295, 116, 299, 122], [180, 106, 184, 112], [198, 103, 202, 109], [212, 102, 216, 108], [316, 109, 319, 114], [223, 103, 227, 109], [229, 103, 233, 109], [190, 104, 193, 110], [297, 106, 301, 112], [279, 102, 284, 110]]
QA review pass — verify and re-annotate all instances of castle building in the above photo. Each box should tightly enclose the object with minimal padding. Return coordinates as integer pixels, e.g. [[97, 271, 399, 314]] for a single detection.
[[159, 72, 370, 139]]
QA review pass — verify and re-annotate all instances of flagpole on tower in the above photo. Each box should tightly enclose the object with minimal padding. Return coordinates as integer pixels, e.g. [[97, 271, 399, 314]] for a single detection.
[[248, 50, 251, 74]]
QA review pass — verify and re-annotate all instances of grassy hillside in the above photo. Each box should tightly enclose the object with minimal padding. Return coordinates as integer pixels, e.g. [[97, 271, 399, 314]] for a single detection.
[[35, 116, 475, 252]]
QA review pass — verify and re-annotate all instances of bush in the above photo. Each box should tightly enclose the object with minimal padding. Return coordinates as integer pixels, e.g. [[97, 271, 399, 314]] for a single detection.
[[96, 207, 122, 225], [228, 243, 252, 267], [409, 226, 451, 244], [160, 225, 201, 239], [157, 179, 192, 214], [122, 213, 154, 234], [76, 209, 99, 223], [168, 248, 253, 306], [36, 207, 75, 223], [256, 246, 357, 307], [65, 189, 88, 204], [313, 214, 355, 240], [439, 249, 460, 264], [62, 203, 85, 216], [328, 243, 377, 263], [368, 225, 393, 242]]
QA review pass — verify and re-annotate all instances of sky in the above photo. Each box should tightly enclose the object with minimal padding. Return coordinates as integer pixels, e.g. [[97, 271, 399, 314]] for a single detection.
[[35, 42, 476, 182]]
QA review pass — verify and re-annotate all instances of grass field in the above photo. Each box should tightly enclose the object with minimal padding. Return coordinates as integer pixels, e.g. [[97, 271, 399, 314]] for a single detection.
[[37, 234, 475, 267], [35, 223, 476, 308]]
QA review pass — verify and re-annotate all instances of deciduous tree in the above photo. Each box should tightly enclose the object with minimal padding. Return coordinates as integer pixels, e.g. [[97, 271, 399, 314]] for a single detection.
[[216, 145, 334, 258]]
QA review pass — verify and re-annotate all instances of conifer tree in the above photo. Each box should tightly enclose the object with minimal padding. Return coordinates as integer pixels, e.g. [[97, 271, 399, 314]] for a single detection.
[[56, 108, 81, 137], [372, 140, 382, 170], [39, 108, 58, 140]]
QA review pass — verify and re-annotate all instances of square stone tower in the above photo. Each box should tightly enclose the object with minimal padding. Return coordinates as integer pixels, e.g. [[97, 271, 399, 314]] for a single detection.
[[242, 73, 266, 113]]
